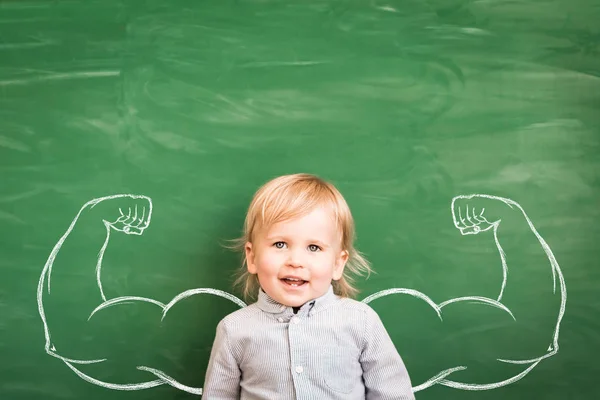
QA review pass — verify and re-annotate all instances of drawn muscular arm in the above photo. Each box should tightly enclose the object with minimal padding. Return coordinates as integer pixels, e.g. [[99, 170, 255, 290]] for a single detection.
[[364, 195, 566, 393], [436, 195, 565, 390], [37, 195, 175, 390], [38, 195, 244, 395], [38, 195, 155, 358], [449, 195, 565, 355], [38, 196, 200, 393]]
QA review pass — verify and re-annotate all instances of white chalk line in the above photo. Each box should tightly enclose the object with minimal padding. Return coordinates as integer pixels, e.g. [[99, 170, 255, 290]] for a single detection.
[[96, 222, 111, 302], [89, 297, 166, 320], [362, 288, 443, 320], [137, 366, 202, 395], [162, 288, 247, 321], [63, 360, 165, 391], [438, 360, 542, 391], [438, 297, 515, 320], [412, 366, 467, 392]]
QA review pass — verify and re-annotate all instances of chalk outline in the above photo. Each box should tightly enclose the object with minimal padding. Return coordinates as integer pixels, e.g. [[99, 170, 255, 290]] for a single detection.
[[38, 193, 565, 394], [362, 194, 566, 392], [37, 194, 247, 395]]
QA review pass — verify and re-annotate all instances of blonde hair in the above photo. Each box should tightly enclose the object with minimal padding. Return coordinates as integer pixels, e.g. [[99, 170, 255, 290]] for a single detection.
[[230, 173, 372, 302]]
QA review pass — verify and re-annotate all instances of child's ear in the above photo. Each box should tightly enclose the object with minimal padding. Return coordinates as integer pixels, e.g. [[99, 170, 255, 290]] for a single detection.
[[245, 242, 257, 274], [332, 249, 349, 280]]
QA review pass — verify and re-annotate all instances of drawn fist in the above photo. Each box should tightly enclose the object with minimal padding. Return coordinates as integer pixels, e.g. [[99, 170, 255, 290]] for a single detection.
[[451, 194, 514, 235], [89, 195, 153, 235]]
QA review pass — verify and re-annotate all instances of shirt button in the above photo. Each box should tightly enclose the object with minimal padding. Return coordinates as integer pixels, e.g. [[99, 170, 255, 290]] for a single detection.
[[291, 317, 300, 324], [277, 317, 284, 323], [295, 365, 303, 374], [279, 305, 286, 311]]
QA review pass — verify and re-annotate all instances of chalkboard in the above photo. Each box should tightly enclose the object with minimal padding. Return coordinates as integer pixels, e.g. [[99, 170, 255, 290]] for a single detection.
[[1, 0, 599, 399]]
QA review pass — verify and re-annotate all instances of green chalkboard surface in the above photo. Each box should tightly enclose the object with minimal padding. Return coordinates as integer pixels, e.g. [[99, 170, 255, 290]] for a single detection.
[[1, 0, 599, 399]]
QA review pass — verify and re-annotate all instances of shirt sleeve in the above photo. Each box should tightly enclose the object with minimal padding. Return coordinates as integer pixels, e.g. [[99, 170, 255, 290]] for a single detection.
[[360, 307, 415, 400], [202, 319, 241, 399]]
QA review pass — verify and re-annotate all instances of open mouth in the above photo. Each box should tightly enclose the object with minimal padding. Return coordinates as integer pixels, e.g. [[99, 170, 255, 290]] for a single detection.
[[280, 278, 308, 287]]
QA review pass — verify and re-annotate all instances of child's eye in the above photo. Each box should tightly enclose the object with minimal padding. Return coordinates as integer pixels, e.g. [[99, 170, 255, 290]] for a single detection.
[[273, 241, 286, 249], [308, 244, 321, 252]]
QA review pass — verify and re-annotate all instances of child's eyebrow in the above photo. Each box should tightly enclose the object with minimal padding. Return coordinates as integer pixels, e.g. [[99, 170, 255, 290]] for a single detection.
[[264, 234, 286, 242]]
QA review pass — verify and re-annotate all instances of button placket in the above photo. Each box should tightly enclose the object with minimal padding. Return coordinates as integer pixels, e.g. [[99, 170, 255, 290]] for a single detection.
[[288, 310, 306, 396]]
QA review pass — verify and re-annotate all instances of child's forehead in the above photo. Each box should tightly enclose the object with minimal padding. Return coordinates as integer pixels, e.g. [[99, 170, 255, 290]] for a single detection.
[[275, 207, 334, 226], [255, 206, 341, 238]]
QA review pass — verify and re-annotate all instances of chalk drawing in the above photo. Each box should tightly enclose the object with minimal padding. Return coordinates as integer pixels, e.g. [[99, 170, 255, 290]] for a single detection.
[[38, 193, 565, 395], [362, 194, 566, 392], [37, 194, 246, 395]]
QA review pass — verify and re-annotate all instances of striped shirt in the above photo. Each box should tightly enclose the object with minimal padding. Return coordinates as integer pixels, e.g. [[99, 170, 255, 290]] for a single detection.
[[202, 285, 415, 399]]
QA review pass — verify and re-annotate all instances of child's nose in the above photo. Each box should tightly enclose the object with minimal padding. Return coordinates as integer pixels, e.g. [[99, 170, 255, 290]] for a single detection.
[[285, 248, 304, 268]]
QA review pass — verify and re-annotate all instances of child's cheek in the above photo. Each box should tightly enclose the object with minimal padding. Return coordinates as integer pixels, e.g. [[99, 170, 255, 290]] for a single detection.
[[263, 250, 284, 269], [311, 255, 334, 278]]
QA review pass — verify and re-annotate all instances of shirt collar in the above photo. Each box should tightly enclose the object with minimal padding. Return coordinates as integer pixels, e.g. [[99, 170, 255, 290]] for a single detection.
[[256, 285, 337, 316]]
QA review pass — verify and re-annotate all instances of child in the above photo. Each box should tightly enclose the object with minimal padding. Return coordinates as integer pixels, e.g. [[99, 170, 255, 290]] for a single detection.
[[202, 173, 415, 399]]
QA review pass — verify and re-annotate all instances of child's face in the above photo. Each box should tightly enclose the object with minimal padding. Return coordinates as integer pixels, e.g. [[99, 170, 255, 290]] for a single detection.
[[245, 207, 349, 307]]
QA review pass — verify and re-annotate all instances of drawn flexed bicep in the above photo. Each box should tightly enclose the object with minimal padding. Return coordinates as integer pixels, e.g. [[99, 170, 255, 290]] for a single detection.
[[38, 195, 155, 359], [39, 194, 245, 396], [365, 193, 566, 393]]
